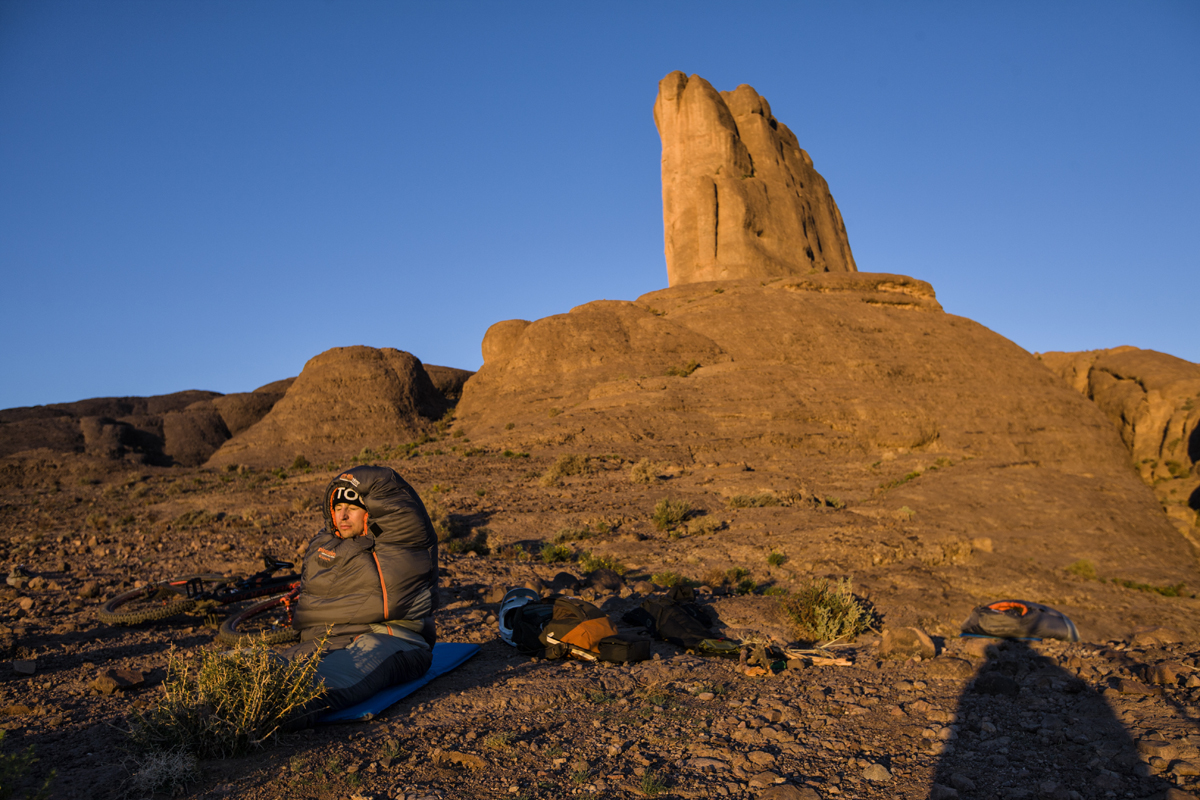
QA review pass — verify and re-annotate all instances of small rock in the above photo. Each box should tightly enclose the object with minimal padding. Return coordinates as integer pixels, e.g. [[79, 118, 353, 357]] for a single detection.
[[1171, 760, 1200, 777], [1161, 789, 1200, 800], [929, 785, 959, 800], [483, 586, 505, 604], [26, 576, 46, 591], [861, 763, 891, 782], [1148, 662, 1181, 685], [0, 704, 33, 717], [12, 660, 35, 676], [687, 758, 727, 772], [1128, 626, 1183, 647], [697, 692, 715, 701], [747, 751, 775, 766], [1116, 679, 1158, 696], [16, 598, 33, 612], [90, 667, 145, 695], [973, 673, 1020, 696], [749, 771, 782, 788], [757, 785, 820, 800], [631, 580, 656, 595], [588, 568, 624, 592], [79, 581, 99, 599], [879, 627, 935, 660], [949, 773, 976, 792]]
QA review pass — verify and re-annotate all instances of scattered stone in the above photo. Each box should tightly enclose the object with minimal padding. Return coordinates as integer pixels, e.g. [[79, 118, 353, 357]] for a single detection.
[[16, 598, 33, 612], [879, 627, 936, 660], [861, 763, 891, 782], [688, 757, 728, 772], [1128, 626, 1184, 648], [1148, 662, 1181, 685], [79, 581, 99, 599], [748, 770, 781, 788], [949, 773, 975, 792], [973, 673, 1019, 696], [1171, 761, 1200, 777], [0, 704, 32, 717], [437, 751, 487, 770], [90, 667, 145, 695], [587, 568, 623, 592], [929, 785, 959, 800], [1115, 679, 1158, 696], [12, 660, 35, 675], [747, 751, 775, 766], [757, 785, 820, 800]]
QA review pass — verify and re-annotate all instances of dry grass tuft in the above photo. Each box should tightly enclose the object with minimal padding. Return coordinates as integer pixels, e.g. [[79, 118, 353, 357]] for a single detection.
[[128, 639, 325, 759]]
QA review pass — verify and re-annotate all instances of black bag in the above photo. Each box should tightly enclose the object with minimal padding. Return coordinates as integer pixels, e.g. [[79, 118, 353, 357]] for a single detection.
[[598, 635, 652, 663], [510, 595, 651, 662]]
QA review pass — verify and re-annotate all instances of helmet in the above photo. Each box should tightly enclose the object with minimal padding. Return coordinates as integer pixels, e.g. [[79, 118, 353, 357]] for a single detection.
[[498, 588, 541, 647]]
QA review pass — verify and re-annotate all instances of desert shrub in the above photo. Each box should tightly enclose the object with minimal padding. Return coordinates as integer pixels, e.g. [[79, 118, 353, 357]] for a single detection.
[[640, 770, 668, 797], [878, 471, 922, 492], [290, 455, 310, 470], [664, 360, 699, 378], [650, 571, 688, 588], [496, 543, 531, 562], [426, 503, 470, 543], [443, 529, 490, 556], [680, 517, 722, 537], [540, 454, 591, 487], [651, 499, 694, 531], [128, 640, 324, 759], [780, 578, 869, 643], [726, 493, 781, 509], [1066, 559, 1098, 581], [578, 550, 627, 575], [501, 450, 529, 459], [126, 749, 198, 797], [629, 458, 666, 484], [0, 730, 53, 800], [85, 513, 109, 531], [540, 543, 573, 564], [1110, 577, 1189, 597], [767, 551, 787, 567], [553, 526, 592, 544]]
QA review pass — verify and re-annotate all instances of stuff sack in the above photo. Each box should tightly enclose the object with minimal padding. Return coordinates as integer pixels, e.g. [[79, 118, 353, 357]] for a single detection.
[[499, 591, 649, 662], [624, 585, 739, 657], [961, 600, 1080, 642]]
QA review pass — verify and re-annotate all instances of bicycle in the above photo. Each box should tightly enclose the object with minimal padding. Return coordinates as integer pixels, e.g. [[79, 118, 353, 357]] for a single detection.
[[97, 555, 300, 626], [216, 585, 302, 646]]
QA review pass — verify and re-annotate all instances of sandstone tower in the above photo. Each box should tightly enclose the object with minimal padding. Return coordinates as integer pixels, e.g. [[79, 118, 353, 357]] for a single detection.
[[654, 71, 857, 286]]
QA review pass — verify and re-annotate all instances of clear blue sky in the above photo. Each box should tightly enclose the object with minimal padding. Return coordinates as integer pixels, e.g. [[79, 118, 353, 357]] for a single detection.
[[2, 1, 1197, 410]]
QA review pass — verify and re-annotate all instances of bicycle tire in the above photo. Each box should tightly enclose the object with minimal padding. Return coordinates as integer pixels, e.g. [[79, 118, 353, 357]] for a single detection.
[[217, 593, 301, 646], [96, 575, 220, 625]]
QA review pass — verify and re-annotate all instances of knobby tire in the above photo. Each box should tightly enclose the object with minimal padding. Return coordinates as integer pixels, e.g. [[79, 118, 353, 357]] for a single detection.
[[96, 577, 215, 625], [217, 593, 300, 646]]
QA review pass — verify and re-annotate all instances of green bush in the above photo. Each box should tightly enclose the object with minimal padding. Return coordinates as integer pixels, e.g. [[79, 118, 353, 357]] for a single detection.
[[767, 551, 787, 567], [540, 454, 591, 487], [578, 550, 627, 575], [651, 498, 694, 531], [629, 458, 666, 484], [664, 360, 699, 378], [650, 571, 688, 588], [128, 640, 325, 759], [290, 455, 310, 470], [1066, 559, 1098, 580], [0, 730, 53, 800], [540, 543, 573, 564], [780, 578, 869, 643], [552, 526, 591, 544], [727, 493, 781, 508]]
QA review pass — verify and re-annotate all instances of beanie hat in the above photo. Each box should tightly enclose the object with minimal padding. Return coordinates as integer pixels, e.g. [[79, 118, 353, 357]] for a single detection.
[[329, 484, 367, 511]]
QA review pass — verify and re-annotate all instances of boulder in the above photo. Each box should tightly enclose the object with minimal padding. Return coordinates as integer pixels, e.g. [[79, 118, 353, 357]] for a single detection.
[[207, 346, 448, 468], [1041, 347, 1200, 538], [654, 71, 856, 286], [879, 627, 936, 659]]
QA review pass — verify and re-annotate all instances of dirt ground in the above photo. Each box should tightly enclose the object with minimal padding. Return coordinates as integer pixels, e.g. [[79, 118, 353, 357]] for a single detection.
[[1, 442, 1198, 800]]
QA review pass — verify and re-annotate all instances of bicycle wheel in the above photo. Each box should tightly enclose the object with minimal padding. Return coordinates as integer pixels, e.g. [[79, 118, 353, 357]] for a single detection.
[[217, 593, 301, 646], [96, 574, 221, 625]]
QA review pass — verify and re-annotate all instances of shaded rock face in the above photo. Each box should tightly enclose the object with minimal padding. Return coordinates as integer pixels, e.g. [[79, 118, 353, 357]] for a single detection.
[[0, 383, 294, 467], [458, 274, 1199, 624], [206, 346, 448, 468], [654, 71, 857, 287], [423, 364, 476, 404], [1041, 347, 1200, 538]]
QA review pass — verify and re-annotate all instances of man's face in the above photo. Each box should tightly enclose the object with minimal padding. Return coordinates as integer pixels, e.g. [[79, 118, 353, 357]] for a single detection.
[[333, 502, 367, 538]]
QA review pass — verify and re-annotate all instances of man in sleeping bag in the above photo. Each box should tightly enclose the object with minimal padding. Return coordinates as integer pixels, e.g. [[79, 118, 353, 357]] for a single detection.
[[285, 465, 438, 712]]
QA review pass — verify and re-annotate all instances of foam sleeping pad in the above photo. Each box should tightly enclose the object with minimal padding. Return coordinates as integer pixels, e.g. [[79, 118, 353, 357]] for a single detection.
[[318, 642, 480, 723]]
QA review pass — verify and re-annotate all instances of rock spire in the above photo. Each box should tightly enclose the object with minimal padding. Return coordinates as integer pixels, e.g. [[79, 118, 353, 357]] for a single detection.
[[654, 71, 857, 286]]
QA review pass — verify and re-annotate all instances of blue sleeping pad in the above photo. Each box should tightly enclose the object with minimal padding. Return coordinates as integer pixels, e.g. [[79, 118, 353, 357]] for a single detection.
[[318, 642, 480, 723]]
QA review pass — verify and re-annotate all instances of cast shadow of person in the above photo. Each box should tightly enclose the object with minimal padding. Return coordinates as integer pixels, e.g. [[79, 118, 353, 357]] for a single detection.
[[929, 638, 1182, 800]]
